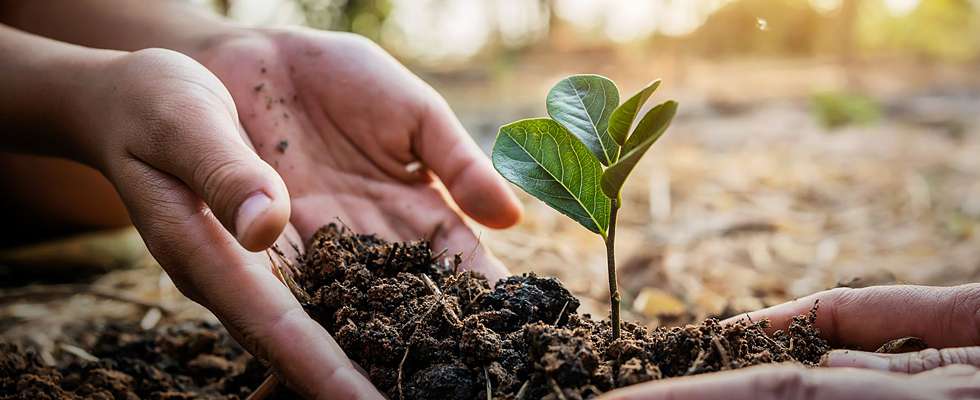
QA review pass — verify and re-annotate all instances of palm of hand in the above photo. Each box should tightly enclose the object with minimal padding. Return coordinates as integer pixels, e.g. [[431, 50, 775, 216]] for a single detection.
[[200, 28, 519, 280]]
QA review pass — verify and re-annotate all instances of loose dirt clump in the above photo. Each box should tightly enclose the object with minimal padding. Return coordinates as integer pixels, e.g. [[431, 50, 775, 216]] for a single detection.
[[1, 224, 831, 399]]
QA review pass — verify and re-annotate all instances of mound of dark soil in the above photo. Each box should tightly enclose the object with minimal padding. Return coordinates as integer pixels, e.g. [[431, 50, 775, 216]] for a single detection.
[[288, 224, 830, 399], [1, 224, 831, 399]]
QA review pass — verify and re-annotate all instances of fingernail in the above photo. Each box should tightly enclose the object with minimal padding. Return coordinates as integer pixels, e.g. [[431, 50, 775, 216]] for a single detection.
[[825, 350, 891, 371], [236, 191, 273, 244]]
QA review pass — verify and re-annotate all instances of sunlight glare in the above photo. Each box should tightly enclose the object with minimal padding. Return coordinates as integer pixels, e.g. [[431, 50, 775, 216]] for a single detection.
[[808, 0, 842, 14], [884, 0, 920, 16]]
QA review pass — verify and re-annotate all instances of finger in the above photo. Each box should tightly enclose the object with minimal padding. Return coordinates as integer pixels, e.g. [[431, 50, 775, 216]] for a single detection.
[[415, 95, 523, 229], [434, 220, 508, 284], [600, 364, 932, 400], [409, 182, 510, 283], [914, 363, 980, 379], [111, 159, 381, 400], [124, 62, 290, 251], [824, 347, 980, 374], [721, 284, 980, 349]]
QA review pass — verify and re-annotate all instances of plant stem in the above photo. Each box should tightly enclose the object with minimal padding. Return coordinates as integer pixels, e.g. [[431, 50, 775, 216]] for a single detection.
[[606, 198, 622, 340]]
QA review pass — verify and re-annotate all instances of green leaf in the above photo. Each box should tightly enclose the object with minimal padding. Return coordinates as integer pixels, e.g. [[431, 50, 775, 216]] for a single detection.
[[546, 75, 620, 166], [601, 100, 677, 199], [607, 80, 661, 146], [492, 118, 611, 236]]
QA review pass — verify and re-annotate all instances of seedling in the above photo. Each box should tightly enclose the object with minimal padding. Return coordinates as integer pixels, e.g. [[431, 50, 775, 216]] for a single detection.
[[492, 75, 677, 339]]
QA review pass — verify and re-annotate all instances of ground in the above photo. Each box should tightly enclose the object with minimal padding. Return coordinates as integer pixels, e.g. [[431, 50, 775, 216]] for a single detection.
[[1, 57, 978, 385]]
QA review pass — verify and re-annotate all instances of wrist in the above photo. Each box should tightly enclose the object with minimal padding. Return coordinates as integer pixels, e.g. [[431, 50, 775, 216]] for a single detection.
[[49, 48, 126, 164]]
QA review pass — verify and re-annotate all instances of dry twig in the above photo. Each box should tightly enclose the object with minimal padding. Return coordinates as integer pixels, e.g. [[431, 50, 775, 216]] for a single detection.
[[711, 336, 732, 369], [547, 376, 568, 400], [246, 374, 279, 400], [0, 284, 173, 314], [484, 367, 492, 400], [59, 343, 99, 362], [554, 301, 570, 325], [515, 380, 529, 400], [398, 298, 442, 399], [686, 349, 708, 375]]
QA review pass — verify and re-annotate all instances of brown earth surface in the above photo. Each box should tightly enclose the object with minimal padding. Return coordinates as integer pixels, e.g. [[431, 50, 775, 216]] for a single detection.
[[2, 225, 833, 399]]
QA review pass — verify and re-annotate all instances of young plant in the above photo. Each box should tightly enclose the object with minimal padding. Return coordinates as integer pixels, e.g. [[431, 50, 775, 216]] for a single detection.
[[492, 75, 677, 339]]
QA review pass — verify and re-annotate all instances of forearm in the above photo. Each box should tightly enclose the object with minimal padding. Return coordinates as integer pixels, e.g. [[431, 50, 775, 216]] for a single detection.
[[0, 0, 242, 58], [0, 24, 131, 236], [0, 23, 119, 157]]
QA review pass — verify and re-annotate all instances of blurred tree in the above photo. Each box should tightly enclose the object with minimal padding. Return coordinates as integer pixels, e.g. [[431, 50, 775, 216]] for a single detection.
[[685, 0, 833, 57], [215, 0, 231, 15], [209, 0, 980, 65], [859, 0, 980, 62], [295, 0, 390, 41]]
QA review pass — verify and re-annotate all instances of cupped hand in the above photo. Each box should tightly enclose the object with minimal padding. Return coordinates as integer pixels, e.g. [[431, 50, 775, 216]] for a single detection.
[[196, 27, 523, 283], [72, 48, 379, 399], [602, 284, 980, 399]]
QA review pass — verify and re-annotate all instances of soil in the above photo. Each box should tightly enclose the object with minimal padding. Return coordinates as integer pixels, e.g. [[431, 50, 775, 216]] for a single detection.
[[0, 321, 265, 400], [288, 224, 830, 399], [1, 224, 832, 399]]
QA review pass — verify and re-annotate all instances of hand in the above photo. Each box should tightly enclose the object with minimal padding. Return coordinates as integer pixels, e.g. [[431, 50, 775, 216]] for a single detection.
[[70, 48, 380, 399], [602, 363, 980, 400], [601, 284, 980, 399], [195, 27, 523, 282]]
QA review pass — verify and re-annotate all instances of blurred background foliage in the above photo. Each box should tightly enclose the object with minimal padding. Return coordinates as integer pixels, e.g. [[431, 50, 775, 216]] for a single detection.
[[810, 91, 881, 128], [212, 0, 980, 65]]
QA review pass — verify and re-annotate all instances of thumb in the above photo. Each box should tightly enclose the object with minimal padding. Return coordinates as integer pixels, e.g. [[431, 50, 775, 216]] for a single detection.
[[123, 80, 290, 251], [823, 347, 980, 374]]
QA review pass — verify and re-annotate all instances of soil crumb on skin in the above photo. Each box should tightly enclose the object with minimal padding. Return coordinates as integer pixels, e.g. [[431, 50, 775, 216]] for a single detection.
[[289, 224, 831, 399], [876, 337, 928, 354], [0, 224, 830, 399]]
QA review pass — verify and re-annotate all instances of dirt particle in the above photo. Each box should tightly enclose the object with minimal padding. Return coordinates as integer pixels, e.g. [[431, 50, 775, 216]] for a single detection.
[[876, 337, 928, 354]]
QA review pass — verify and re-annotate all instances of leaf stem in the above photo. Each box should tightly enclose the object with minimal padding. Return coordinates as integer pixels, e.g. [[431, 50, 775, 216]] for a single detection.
[[606, 197, 621, 340]]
